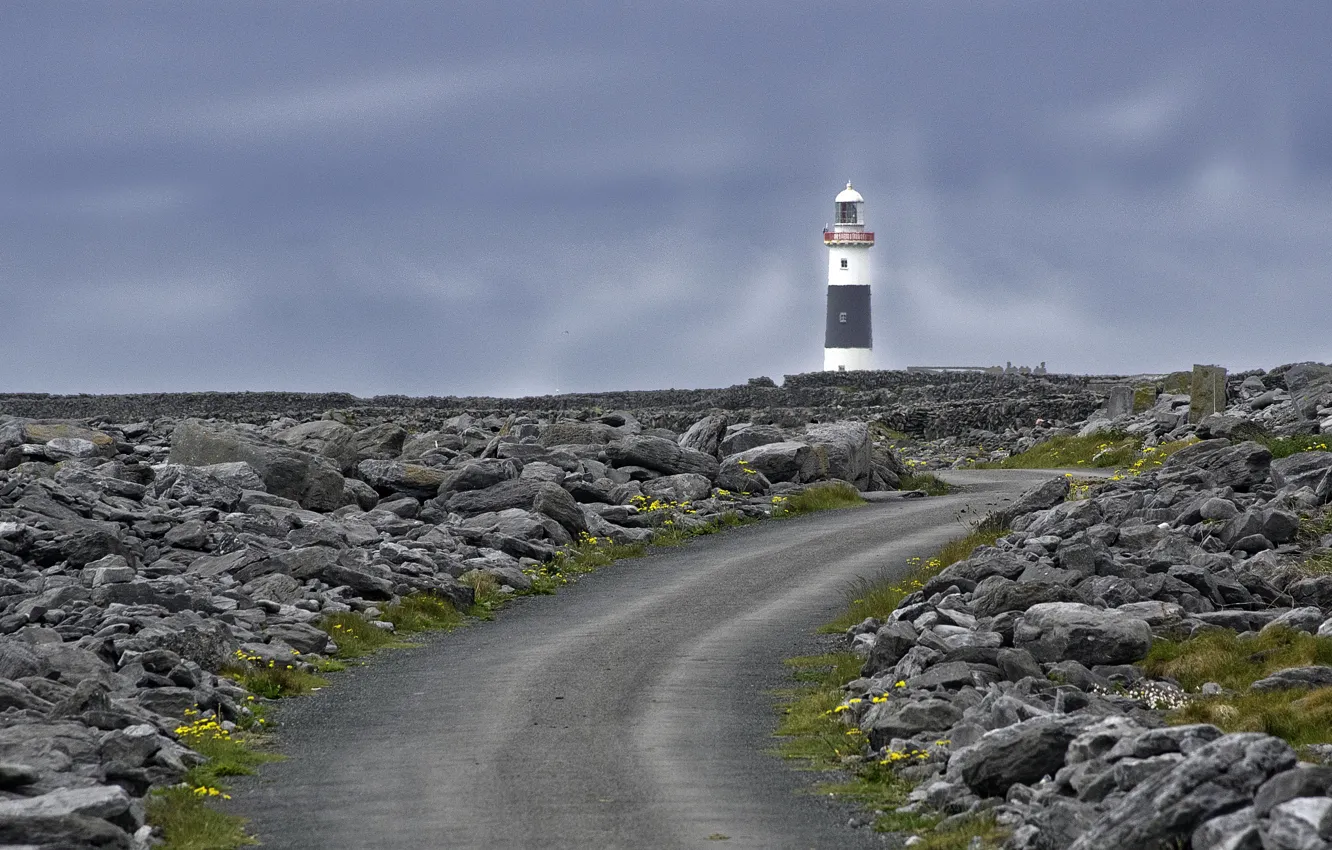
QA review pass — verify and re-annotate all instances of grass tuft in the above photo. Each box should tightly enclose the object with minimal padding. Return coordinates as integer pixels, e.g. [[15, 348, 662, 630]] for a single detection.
[[1140, 627, 1332, 692], [220, 663, 326, 700], [382, 593, 468, 634], [1261, 435, 1331, 459], [898, 472, 951, 495], [773, 482, 866, 517], [320, 611, 410, 657], [1172, 688, 1332, 750], [974, 433, 1140, 469], [147, 786, 258, 850]]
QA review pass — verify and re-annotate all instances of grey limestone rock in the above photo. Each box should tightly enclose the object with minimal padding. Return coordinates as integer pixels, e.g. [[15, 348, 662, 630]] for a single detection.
[[170, 419, 345, 511], [356, 459, 448, 500], [605, 435, 719, 480], [678, 413, 728, 457], [351, 422, 407, 460], [802, 421, 873, 489], [444, 479, 542, 517], [531, 481, 587, 537], [1251, 666, 1332, 692], [641, 473, 712, 503], [971, 577, 1084, 619], [1262, 797, 1332, 850], [149, 464, 241, 511], [1191, 807, 1261, 850], [276, 419, 359, 473], [538, 421, 618, 447], [863, 698, 963, 747], [948, 714, 1095, 798], [717, 423, 786, 456], [1067, 733, 1296, 850], [1162, 438, 1272, 492], [720, 442, 814, 484], [994, 477, 1070, 528], [1255, 766, 1332, 817], [1014, 602, 1152, 666], [1273, 451, 1332, 503]]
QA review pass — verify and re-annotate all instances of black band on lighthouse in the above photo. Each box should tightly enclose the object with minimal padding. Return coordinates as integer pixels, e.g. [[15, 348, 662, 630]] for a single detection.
[[825, 285, 872, 349]]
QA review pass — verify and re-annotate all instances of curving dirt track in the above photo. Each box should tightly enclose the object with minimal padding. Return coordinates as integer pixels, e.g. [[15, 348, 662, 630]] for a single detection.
[[231, 470, 1064, 849]]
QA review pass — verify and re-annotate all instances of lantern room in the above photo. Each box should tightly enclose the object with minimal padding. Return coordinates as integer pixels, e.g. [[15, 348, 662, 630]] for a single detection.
[[833, 182, 864, 227]]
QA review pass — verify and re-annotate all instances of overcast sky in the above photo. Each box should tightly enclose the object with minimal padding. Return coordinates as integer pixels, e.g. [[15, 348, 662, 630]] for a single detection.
[[2, 2, 1329, 397]]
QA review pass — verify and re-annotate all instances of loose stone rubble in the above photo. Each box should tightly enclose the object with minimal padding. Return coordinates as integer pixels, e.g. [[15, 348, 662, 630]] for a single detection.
[[5, 362, 1332, 847], [836, 363, 1332, 848], [0, 400, 909, 847]]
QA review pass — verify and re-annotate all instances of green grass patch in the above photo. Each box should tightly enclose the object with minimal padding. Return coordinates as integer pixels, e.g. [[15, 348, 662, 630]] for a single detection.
[[1171, 688, 1332, 750], [652, 511, 758, 547], [898, 472, 951, 495], [1140, 626, 1332, 691], [220, 662, 327, 700], [148, 714, 281, 850], [382, 592, 468, 634], [909, 814, 1009, 850], [772, 481, 866, 517], [774, 652, 866, 764], [147, 786, 258, 850], [320, 611, 412, 657], [822, 515, 1008, 634], [1258, 435, 1330, 459], [975, 432, 1140, 469]]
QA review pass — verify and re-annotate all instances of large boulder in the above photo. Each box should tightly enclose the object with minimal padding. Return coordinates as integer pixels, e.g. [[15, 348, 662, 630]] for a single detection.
[[539, 422, 618, 447], [678, 414, 728, 458], [1271, 451, 1332, 502], [437, 459, 521, 496], [803, 421, 873, 489], [0, 420, 117, 467], [1284, 362, 1332, 419], [351, 422, 407, 461], [1162, 439, 1272, 492], [605, 435, 719, 480], [995, 477, 1070, 528], [356, 460, 448, 500], [149, 464, 242, 511], [1014, 602, 1152, 666], [971, 577, 1084, 618], [718, 424, 786, 456], [721, 442, 817, 484], [532, 482, 587, 537], [275, 420, 359, 474], [641, 473, 712, 503], [863, 699, 963, 748], [948, 714, 1095, 798], [443, 479, 542, 517], [169, 419, 345, 511], [1068, 733, 1297, 850]]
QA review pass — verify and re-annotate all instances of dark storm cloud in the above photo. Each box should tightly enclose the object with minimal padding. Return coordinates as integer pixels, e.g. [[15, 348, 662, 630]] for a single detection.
[[2, 2, 1329, 395]]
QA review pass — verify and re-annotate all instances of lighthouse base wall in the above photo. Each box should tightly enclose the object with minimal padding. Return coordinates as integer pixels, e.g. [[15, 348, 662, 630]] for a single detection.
[[824, 347, 873, 372]]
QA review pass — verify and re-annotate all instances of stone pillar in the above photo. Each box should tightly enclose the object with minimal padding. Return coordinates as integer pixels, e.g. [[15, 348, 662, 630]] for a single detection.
[[1189, 364, 1227, 423], [1106, 385, 1134, 419]]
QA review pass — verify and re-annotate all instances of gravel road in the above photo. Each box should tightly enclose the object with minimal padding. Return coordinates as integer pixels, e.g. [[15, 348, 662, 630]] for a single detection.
[[231, 470, 1065, 849]]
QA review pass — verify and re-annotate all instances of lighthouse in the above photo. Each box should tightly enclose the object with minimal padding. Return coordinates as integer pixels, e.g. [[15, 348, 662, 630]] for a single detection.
[[823, 182, 874, 371]]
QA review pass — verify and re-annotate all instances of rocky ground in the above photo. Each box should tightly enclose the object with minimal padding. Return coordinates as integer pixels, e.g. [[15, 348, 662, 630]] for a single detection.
[[836, 363, 1332, 849], [7, 362, 1332, 849], [0, 397, 908, 848]]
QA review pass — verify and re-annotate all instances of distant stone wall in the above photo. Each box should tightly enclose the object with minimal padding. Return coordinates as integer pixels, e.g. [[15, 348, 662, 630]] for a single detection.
[[0, 370, 1111, 439]]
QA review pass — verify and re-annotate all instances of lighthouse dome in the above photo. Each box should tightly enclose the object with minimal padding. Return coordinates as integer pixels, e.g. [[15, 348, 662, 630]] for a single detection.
[[834, 182, 864, 203]]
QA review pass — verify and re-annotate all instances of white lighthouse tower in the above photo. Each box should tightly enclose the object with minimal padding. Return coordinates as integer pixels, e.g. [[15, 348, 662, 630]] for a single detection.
[[823, 182, 875, 371]]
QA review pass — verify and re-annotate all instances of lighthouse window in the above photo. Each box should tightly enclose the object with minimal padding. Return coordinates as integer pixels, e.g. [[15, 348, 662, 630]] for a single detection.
[[840, 259, 848, 269], [838, 312, 847, 324]]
